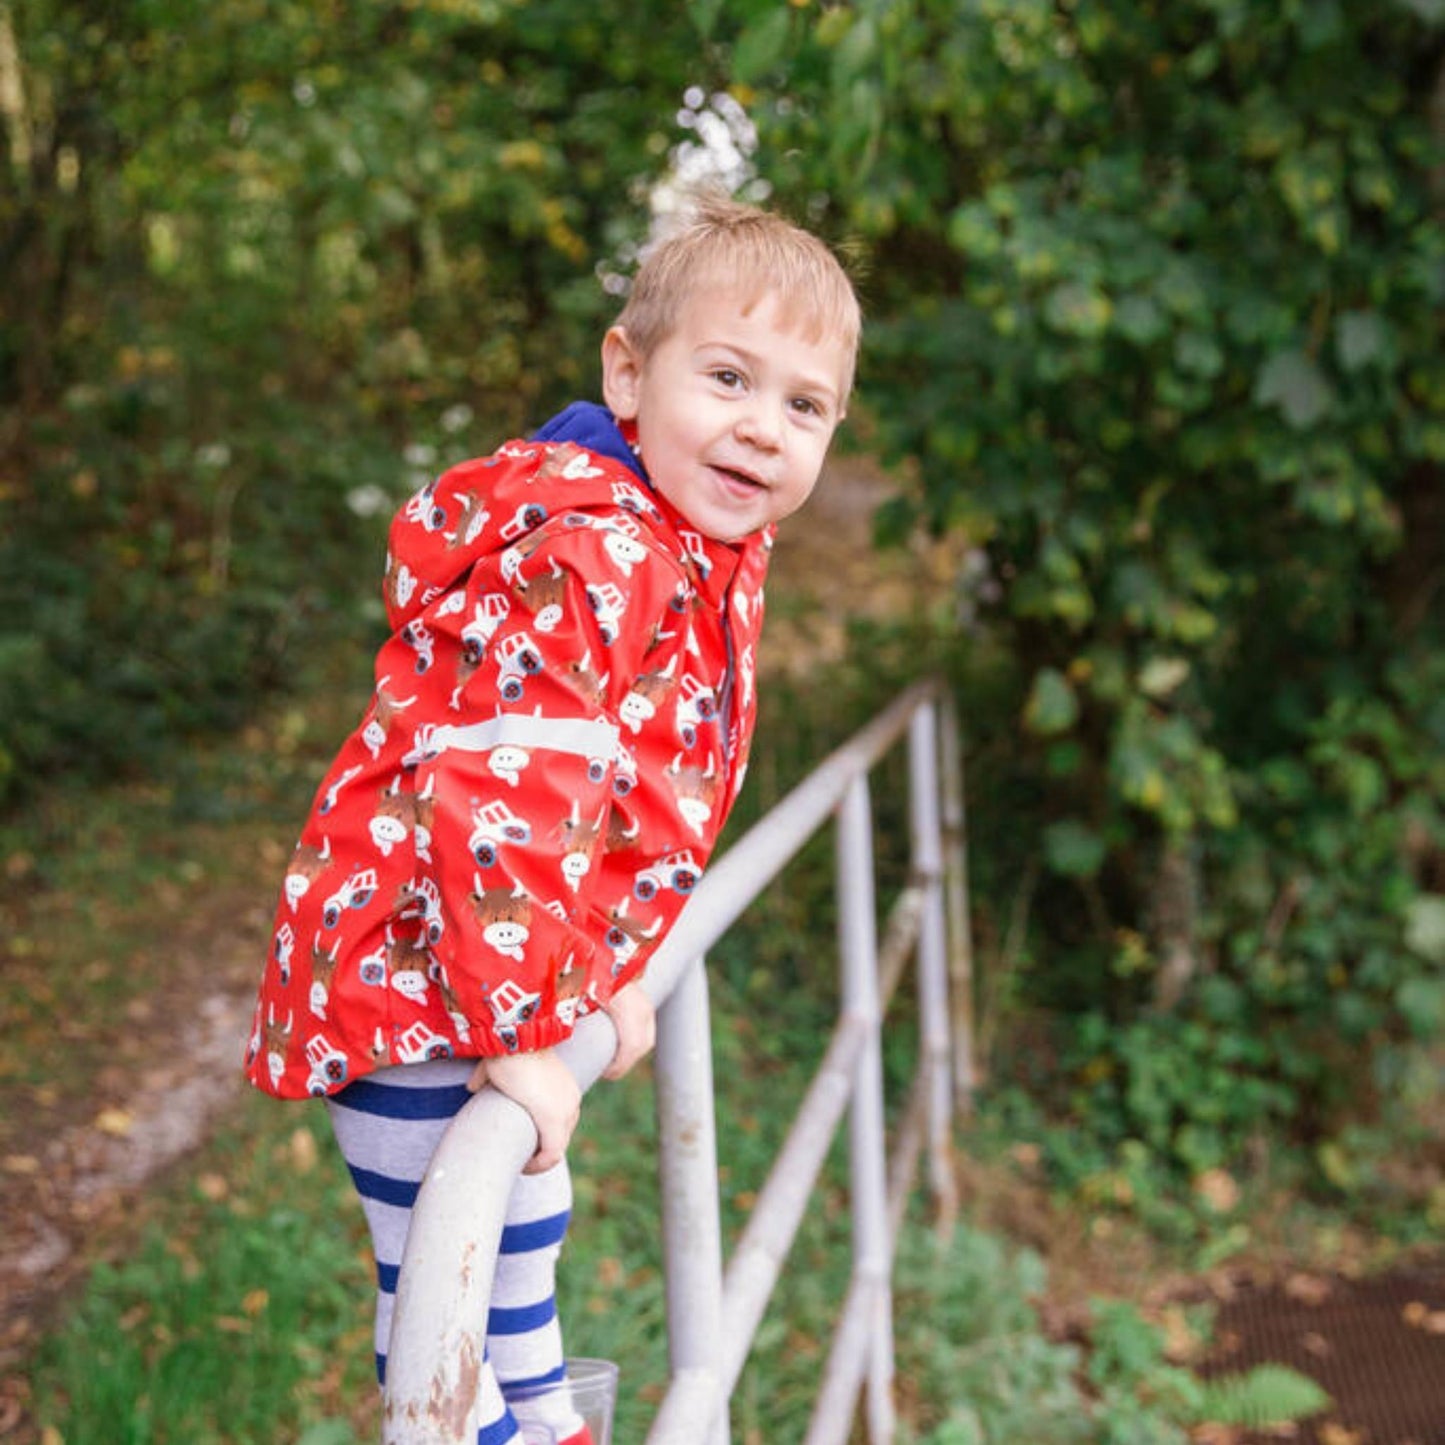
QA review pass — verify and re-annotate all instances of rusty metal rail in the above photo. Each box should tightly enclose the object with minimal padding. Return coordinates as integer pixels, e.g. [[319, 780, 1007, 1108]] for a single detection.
[[381, 678, 975, 1443]]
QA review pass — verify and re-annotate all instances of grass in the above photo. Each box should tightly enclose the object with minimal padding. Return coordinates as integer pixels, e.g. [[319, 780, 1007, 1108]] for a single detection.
[[27, 1100, 377, 1444], [20, 959, 892, 1444], [0, 676, 363, 1123]]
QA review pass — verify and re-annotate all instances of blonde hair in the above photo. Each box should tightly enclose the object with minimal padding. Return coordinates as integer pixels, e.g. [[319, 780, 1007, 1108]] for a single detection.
[[615, 192, 862, 398]]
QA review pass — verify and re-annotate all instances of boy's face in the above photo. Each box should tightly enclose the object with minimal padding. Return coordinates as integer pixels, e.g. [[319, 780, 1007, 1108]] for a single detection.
[[601, 288, 848, 543]]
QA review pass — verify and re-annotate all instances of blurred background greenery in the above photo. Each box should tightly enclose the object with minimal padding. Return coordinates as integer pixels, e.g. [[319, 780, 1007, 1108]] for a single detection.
[[3, 0, 1443, 1440]]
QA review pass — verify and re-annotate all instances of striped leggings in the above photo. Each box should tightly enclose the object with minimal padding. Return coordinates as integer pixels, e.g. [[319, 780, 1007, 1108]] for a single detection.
[[328, 1059, 583, 1445]]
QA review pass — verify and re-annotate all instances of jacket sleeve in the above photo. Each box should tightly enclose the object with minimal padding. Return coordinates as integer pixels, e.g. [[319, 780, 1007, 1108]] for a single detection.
[[405, 516, 692, 1056]]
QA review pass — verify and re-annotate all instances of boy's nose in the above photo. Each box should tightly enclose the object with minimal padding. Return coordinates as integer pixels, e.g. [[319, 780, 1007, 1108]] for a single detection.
[[735, 398, 784, 451]]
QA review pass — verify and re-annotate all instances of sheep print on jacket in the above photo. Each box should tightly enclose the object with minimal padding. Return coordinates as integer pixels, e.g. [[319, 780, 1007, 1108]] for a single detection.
[[246, 403, 770, 1099]]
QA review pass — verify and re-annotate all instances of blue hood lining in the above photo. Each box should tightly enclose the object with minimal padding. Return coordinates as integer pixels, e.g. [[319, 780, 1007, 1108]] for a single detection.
[[531, 402, 647, 484]]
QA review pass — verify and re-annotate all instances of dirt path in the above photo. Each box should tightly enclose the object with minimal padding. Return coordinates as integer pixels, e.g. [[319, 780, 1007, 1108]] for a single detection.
[[0, 875, 270, 1386], [762, 454, 963, 676]]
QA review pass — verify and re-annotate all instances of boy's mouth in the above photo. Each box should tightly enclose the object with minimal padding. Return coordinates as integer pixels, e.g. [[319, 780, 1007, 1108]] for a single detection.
[[710, 464, 767, 492]]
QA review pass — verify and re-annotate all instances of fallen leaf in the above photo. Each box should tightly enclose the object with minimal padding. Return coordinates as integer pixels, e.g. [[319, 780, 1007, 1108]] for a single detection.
[[241, 1288, 269, 1317], [288, 1126, 319, 1174], [1162, 1305, 1201, 1363], [1318, 1425, 1363, 1445], [3, 1154, 40, 1175], [1402, 1300, 1428, 1326], [1284, 1272, 1332, 1306], [1192, 1167, 1241, 1214], [197, 1172, 229, 1201], [1190, 1425, 1242, 1445], [94, 1108, 134, 1138]]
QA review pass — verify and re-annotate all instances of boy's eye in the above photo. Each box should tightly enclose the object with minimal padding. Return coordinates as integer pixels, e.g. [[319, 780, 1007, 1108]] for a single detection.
[[710, 368, 745, 389], [790, 396, 826, 419]]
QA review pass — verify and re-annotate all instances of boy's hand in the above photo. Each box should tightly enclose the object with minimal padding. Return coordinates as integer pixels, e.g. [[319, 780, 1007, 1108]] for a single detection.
[[601, 981, 656, 1081], [468, 1050, 581, 1174]]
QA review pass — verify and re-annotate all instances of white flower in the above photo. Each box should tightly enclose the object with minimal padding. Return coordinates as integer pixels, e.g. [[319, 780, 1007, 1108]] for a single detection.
[[346, 485, 390, 518]]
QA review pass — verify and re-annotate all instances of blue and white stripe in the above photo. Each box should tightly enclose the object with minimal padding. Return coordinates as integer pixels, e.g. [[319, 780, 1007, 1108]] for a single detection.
[[328, 1058, 583, 1443]]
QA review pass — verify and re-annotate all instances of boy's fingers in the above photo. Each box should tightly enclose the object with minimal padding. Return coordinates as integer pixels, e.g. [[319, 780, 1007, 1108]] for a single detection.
[[482, 1048, 580, 1171], [465, 1059, 489, 1093], [602, 1036, 644, 1080], [522, 1098, 580, 1174], [602, 985, 656, 1080]]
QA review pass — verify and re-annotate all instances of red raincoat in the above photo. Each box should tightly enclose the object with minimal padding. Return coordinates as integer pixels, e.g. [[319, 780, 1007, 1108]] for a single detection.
[[246, 409, 770, 1098]]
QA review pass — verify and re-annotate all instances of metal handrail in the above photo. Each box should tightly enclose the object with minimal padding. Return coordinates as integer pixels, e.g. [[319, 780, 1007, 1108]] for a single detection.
[[380, 677, 973, 1443]]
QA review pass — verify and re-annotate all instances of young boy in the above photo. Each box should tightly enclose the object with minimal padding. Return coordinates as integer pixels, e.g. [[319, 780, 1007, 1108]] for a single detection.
[[245, 194, 860, 1444]]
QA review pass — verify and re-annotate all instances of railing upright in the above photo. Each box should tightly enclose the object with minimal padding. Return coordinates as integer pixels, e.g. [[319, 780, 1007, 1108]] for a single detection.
[[814, 775, 896, 1444], [939, 689, 978, 1110], [653, 953, 729, 1445], [909, 702, 960, 1226]]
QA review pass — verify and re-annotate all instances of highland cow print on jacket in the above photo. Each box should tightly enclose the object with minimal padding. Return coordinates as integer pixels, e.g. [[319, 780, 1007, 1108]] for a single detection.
[[246, 408, 770, 1099]]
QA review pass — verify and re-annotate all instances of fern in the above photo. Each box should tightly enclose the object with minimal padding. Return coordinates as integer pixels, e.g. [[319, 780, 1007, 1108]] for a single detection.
[[1194, 1364, 1331, 1427]]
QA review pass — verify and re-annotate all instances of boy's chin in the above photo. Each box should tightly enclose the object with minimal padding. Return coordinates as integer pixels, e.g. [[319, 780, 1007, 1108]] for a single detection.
[[672, 508, 757, 545]]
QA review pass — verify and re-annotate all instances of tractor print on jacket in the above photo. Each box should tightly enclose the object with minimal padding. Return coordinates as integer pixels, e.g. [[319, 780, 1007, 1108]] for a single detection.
[[246, 404, 771, 1099]]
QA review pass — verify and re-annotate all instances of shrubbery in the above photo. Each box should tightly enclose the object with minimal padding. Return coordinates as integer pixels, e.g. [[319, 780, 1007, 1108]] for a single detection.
[[724, 0, 1445, 1195], [1, 0, 698, 800], [5, 0, 1440, 1201]]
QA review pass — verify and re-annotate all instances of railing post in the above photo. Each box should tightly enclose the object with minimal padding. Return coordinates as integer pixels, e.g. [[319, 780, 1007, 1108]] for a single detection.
[[382, 1011, 623, 1443], [837, 776, 895, 1444], [381, 1091, 540, 1443], [653, 954, 729, 1445], [381, 679, 955, 1443], [938, 688, 978, 1110], [908, 699, 959, 1228]]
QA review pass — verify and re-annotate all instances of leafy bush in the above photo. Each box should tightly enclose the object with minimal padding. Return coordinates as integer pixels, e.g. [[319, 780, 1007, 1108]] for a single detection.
[[896, 1229, 1328, 1444], [1, 0, 705, 804], [7, 0, 1441, 1194], [722, 0, 1445, 1184]]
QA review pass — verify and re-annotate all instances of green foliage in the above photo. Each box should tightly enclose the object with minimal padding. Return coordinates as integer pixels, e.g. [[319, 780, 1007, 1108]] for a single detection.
[[725, 0, 1445, 1183], [1195, 1363, 1331, 1429], [1, 0, 710, 804], [896, 1228, 1097, 1444], [5, 0, 1440, 1220], [898, 1234, 1329, 1444]]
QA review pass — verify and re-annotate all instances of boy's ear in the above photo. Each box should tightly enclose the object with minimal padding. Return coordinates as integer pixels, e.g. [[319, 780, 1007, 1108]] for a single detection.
[[600, 326, 643, 421]]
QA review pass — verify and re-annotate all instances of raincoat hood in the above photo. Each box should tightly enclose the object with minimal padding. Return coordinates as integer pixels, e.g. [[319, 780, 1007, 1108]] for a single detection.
[[383, 403, 759, 632]]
